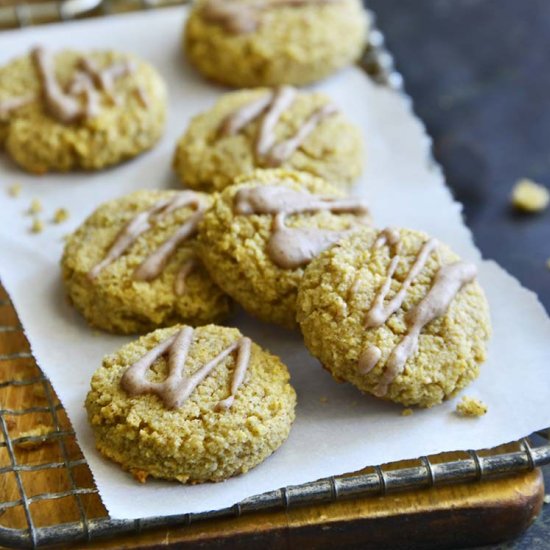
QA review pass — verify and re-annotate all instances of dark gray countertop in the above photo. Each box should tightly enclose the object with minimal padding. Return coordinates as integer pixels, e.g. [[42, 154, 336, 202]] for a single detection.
[[366, 0, 550, 547]]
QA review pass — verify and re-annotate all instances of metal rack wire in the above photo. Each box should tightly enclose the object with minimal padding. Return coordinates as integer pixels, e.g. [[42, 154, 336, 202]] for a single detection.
[[0, 2, 549, 548]]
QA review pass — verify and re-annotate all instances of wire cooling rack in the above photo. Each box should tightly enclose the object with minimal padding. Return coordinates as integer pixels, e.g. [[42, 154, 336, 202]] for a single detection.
[[0, 1, 549, 548]]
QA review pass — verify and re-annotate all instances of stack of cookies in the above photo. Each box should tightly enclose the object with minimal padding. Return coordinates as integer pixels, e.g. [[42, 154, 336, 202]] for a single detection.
[[0, 0, 491, 486]]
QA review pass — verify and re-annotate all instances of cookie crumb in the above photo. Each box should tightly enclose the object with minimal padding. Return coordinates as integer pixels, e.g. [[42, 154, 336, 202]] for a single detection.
[[28, 198, 43, 215], [319, 396, 328, 404], [512, 178, 549, 213], [544, 494, 550, 505], [53, 207, 69, 224], [401, 408, 414, 417], [455, 396, 487, 417], [7, 183, 22, 197], [131, 468, 149, 484], [30, 218, 44, 234], [14, 425, 55, 450]]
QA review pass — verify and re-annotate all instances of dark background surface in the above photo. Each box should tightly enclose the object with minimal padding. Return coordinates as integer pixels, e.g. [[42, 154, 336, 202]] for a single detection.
[[368, 0, 550, 315], [366, 1, 549, 547]]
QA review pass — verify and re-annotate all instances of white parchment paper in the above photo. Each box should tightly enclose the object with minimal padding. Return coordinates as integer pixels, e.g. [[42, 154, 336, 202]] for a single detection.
[[0, 7, 549, 521]]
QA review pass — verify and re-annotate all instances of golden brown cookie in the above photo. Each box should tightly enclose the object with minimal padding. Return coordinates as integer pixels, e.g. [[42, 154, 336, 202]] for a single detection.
[[173, 87, 364, 192], [62, 190, 231, 334], [0, 47, 166, 173], [184, 0, 368, 87], [197, 169, 370, 328], [296, 228, 491, 407], [86, 324, 297, 483]]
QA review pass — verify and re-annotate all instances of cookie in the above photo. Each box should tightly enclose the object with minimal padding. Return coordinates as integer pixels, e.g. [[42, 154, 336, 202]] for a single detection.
[[0, 47, 166, 173], [296, 228, 491, 407], [197, 169, 370, 328], [62, 190, 231, 334], [86, 324, 297, 483], [173, 87, 364, 193], [184, 0, 368, 87]]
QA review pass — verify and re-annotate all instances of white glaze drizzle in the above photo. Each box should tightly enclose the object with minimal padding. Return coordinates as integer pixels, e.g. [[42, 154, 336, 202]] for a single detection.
[[202, 0, 261, 34], [219, 91, 274, 137], [133, 206, 206, 282], [234, 184, 369, 218], [0, 95, 34, 119], [372, 261, 477, 397], [349, 229, 401, 298], [264, 103, 338, 167], [32, 47, 137, 124], [256, 86, 297, 157], [358, 345, 381, 375], [364, 238, 439, 329], [234, 185, 369, 269], [268, 212, 353, 269], [134, 84, 151, 109], [32, 47, 84, 123], [202, 0, 343, 34], [216, 336, 252, 410], [219, 87, 338, 165], [174, 258, 199, 296], [120, 326, 252, 410], [79, 56, 135, 104], [66, 71, 102, 120], [88, 192, 207, 281], [374, 227, 400, 249]]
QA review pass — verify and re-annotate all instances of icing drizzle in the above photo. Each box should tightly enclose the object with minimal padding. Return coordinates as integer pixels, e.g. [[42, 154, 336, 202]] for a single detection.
[[120, 326, 252, 410], [268, 212, 354, 269], [134, 85, 151, 109], [365, 238, 439, 329], [265, 103, 338, 167], [219, 86, 338, 166], [202, 0, 343, 34], [256, 86, 297, 157], [0, 95, 34, 119], [88, 192, 208, 284], [174, 258, 198, 296], [357, 229, 478, 396], [31, 47, 137, 124], [78, 57, 135, 105], [358, 345, 381, 375], [234, 184, 369, 269]]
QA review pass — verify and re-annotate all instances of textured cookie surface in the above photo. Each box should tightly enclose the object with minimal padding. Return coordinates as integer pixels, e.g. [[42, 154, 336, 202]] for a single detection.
[[173, 87, 364, 192], [86, 324, 297, 483], [296, 228, 491, 407], [0, 48, 166, 173], [197, 169, 370, 328], [62, 190, 231, 334], [184, 0, 368, 87]]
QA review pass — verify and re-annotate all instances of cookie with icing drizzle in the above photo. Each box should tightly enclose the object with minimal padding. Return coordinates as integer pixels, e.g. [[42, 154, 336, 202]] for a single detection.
[[184, 0, 368, 87], [62, 190, 231, 334], [296, 228, 491, 407], [173, 87, 364, 192], [86, 324, 297, 483], [198, 169, 371, 328], [0, 47, 166, 174]]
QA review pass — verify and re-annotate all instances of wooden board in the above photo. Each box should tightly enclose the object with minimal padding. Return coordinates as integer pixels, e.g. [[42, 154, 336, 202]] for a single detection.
[[0, 284, 544, 549]]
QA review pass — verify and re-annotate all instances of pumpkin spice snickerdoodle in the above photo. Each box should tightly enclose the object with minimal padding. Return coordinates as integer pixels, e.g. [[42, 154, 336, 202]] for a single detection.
[[0, 47, 166, 173], [296, 228, 491, 407], [173, 87, 364, 192], [197, 169, 371, 328], [62, 190, 231, 334], [184, 0, 368, 88], [86, 324, 297, 483]]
